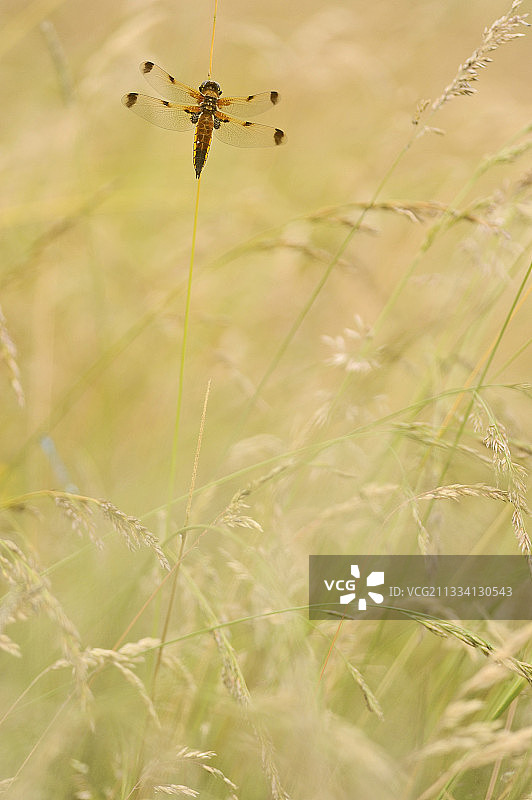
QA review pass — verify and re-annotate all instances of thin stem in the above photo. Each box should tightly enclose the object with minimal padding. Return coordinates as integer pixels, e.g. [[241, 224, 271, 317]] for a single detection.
[[153, 380, 211, 692], [319, 617, 344, 682], [428, 253, 532, 515], [166, 180, 202, 532], [208, 0, 218, 78]]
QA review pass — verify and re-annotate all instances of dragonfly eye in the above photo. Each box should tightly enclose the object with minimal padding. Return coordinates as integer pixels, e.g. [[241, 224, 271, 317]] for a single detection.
[[199, 80, 222, 96]]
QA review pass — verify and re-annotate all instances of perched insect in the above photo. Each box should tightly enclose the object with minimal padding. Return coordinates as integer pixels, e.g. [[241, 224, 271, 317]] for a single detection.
[[122, 61, 286, 178]]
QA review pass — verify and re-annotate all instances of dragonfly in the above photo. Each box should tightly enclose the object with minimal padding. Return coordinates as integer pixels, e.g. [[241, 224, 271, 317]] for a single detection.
[[122, 61, 286, 178]]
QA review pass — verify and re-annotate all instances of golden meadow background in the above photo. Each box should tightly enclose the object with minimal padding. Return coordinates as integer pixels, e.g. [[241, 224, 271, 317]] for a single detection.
[[1, 0, 532, 798]]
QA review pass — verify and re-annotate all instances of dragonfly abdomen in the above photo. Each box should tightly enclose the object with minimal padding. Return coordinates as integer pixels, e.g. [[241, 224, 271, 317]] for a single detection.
[[194, 113, 214, 178]]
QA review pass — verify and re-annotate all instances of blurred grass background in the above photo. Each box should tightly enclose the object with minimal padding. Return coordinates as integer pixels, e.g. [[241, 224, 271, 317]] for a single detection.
[[1, 0, 532, 798]]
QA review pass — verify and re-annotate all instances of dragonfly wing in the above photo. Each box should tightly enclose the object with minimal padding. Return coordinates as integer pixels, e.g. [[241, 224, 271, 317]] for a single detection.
[[217, 90, 281, 118], [139, 61, 201, 104], [213, 113, 286, 148], [122, 93, 198, 132]]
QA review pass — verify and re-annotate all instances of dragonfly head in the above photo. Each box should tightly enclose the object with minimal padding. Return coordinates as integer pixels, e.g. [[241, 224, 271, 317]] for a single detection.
[[199, 80, 222, 97]]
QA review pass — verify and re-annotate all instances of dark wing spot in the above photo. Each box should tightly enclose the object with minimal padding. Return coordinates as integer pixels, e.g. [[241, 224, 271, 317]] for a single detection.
[[142, 61, 154, 73], [169, 75, 176, 83], [270, 91, 279, 105], [162, 100, 170, 107], [274, 128, 285, 145], [124, 93, 138, 108], [244, 121, 252, 127], [247, 94, 254, 101]]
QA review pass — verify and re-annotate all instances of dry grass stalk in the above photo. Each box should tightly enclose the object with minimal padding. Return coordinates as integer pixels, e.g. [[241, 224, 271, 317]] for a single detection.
[[483, 423, 531, 554], [439, 699, 485, 729], [99, 499, 170, 569], [144, 747, 238, 800], [257, 238, 358, 270], [54, 638, 161, 725], [412, 481, 530, 511], [408, 613, 532, 685], [0, 632, 21, 657], [0, 539, 80, 648], [409, 496, 431, 555], [0, 538, 88, 693], [188, 575, 290, 800], [53, 493, 170, 569], [404, 480, 531, 555], [201, 764, 238, 793], [416, 727, 532, 800], [213, 642, 289, 800], [54, 495, 102, 548], [175, 748, 216, 760], [310, 199, 501, 230], [0, 303, 24, 407], [215, 465, 288, 533], [412, 99, 430, 124], [322, 315, 380, 375], [70, 758, 92, 800], [395, 421, 493, 468], [455, 622, 532, 695], [414, 719, 503, 758], [215, 495, 263, 532], [431, 0, 529, 112], [155, 786, 199, 797], [480, 137, 532, 173], [176, 748, 238, 795], [346, 662, 383, 719]]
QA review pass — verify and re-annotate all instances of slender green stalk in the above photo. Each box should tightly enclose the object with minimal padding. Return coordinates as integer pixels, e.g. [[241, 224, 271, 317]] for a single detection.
[[433, 253, 532, 491], [153, 380, 211, 693], [166, 181, 202, 533]]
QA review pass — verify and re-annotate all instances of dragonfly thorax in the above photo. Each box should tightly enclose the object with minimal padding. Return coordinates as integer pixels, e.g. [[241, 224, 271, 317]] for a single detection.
[[199, 95, 219, 116]]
